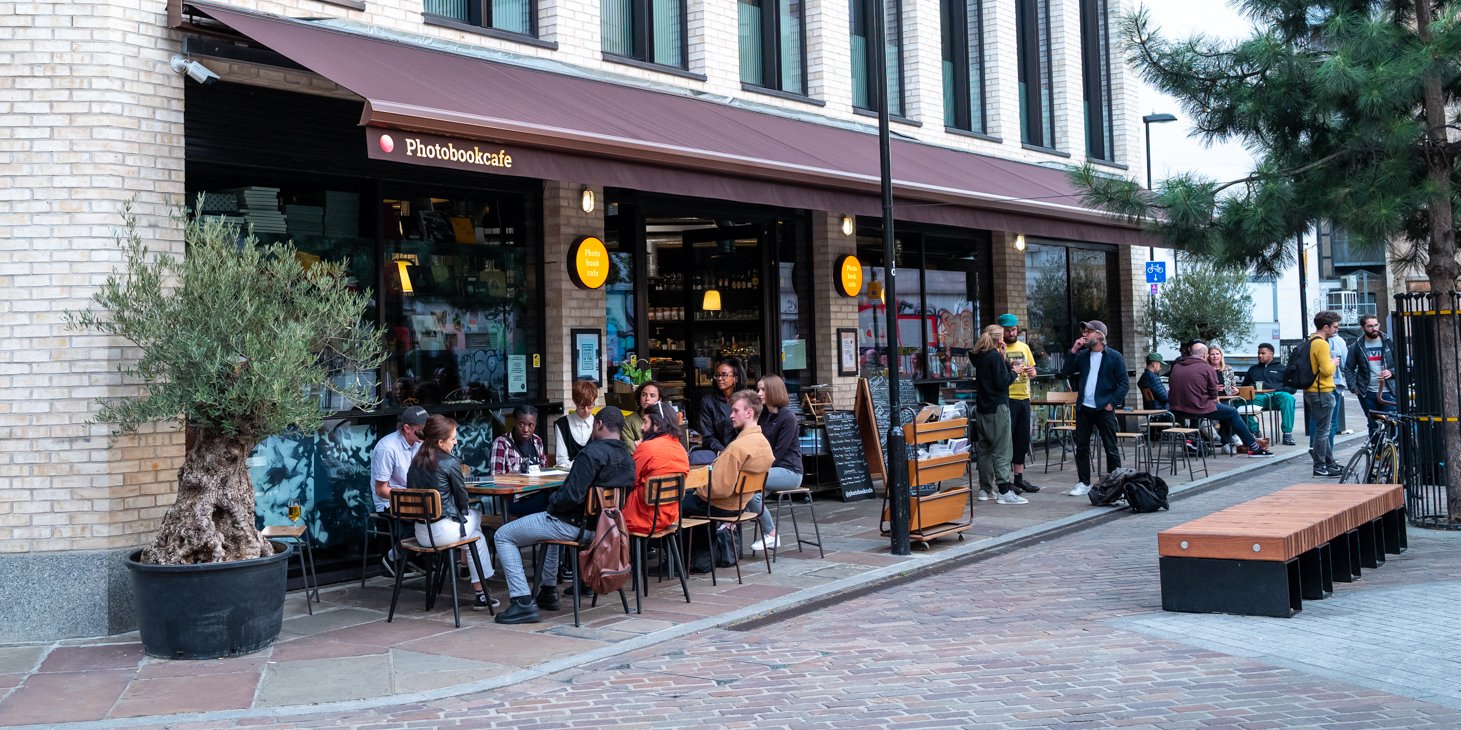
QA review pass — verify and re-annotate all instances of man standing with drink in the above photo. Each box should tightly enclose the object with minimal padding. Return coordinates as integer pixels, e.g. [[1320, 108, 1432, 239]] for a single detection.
[[1056, 321, 1128, 497], [999, 314, 1042, 495]]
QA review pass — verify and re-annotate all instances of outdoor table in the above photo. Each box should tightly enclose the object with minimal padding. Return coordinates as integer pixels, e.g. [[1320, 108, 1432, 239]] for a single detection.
[[466, 471, 568, 523]]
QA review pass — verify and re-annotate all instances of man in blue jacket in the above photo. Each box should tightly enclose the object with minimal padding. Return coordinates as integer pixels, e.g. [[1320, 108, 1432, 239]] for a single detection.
[[1056, 321, 1128, 496]]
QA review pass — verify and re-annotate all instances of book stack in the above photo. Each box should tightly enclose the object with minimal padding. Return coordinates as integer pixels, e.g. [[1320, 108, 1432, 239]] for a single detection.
[[285, 204, 324, 238], [222, 186, 286, 234], [198, 190, 245, 229], [324, 191, 360, 238]]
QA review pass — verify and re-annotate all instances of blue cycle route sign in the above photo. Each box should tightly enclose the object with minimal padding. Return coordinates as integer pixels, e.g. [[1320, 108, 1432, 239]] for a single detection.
[[1145, 261, 1167, 284]]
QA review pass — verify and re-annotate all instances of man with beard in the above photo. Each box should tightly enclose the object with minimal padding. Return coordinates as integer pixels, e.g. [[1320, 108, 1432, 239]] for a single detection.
[[997, 314, 1041, 497]]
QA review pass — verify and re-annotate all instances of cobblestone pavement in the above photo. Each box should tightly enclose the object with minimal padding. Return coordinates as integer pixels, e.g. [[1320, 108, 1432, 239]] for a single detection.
[[152, 450, 1461, 729]]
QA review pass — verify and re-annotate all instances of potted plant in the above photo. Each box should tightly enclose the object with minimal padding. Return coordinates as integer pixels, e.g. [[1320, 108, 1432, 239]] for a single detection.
[[69, 205, 385, 659]]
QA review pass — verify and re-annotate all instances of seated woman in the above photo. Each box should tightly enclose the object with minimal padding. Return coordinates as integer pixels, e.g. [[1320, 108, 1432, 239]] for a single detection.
[[623, 402, 690, 535], [405, 414, 498, 610], [750, 374, 803, 553], [691, 357, 745, 465], [490, 405, 545, 475], [1209, 346, 1249, 448], [554, 379, 598, 468], [622, 380, 674, 451]]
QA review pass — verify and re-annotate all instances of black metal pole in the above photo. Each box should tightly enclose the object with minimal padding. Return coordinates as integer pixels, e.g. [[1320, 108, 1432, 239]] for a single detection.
[[1145, 119, 1156, 353], [871, 2, 909, 556], [1298, 233, 1310, 338]]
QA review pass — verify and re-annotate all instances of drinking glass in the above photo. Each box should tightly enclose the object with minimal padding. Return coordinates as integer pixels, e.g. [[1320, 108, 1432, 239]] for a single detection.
[[287, 499, 302, 525]]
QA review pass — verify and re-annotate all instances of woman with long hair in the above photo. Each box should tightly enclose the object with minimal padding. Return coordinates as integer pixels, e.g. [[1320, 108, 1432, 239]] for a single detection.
[[972, 324, 1023, 504], [691, 356, 745, 465], [1208, 346, 1239, 397], [623, 402, 690, 535], [622, 380, 674, 450], [749, 373, 803, 552], [406, 414, 497, 610]]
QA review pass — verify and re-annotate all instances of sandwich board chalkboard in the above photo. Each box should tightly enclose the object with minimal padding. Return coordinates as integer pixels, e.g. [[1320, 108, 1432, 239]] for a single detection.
[[823, 410, 875, 502], [854, 376, 921, 480]]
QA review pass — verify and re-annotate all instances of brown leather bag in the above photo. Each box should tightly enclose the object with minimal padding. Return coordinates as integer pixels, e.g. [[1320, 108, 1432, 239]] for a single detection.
[[578, 494, 632, 595]]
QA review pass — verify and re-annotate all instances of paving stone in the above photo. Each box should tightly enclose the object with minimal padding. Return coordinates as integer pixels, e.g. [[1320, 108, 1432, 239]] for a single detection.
[[0, 646, 45, 675], [254, 653, 391, 707], [0, 669, 134, 724], [279, 606, 386, 638], [110, 670, 263, 718], [394, 625, 603, 667], [35, 643, 144, 673]]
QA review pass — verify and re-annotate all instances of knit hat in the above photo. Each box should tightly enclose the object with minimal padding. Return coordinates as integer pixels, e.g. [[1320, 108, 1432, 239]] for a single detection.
[[996, 313, 1019, 328]]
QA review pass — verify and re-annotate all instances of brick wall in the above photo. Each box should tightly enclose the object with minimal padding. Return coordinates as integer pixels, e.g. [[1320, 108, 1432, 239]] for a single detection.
[[989, 231, 1028, 323], [809, 213, 861, 409], [540, 181, 607, 456]]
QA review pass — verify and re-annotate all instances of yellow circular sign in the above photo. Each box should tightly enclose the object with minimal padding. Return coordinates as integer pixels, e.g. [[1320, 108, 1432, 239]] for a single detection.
[[569, 236, 610, 289], [835, 255, 863, 298]]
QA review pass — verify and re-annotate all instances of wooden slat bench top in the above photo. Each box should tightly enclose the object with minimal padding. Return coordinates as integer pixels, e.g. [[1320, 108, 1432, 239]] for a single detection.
[[1158, 484, 1403, 561]]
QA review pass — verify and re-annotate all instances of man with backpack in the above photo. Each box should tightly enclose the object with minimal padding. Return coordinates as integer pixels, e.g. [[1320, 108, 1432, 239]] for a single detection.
[[1295, 311, 1343, 477], [494, 407, 636, 624]]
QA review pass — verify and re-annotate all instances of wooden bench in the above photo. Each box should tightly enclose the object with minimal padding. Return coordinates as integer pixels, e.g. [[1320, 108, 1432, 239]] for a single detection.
[[1157, 483, 1407, 617]]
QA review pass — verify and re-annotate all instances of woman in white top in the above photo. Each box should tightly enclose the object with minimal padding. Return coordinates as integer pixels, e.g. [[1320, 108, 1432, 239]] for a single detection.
[[554, 378, 598, 467]]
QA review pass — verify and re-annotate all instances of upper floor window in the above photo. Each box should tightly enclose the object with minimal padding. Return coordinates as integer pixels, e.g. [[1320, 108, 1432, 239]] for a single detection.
[[850, 0, 904, 116], [424, 0, 535, 35], [739, 0, 806, 94], [940, 0, 985, 133], [1080, 0, 1114, 160], [1016, 0, 1054, 148], [603, 0, 687, 69]]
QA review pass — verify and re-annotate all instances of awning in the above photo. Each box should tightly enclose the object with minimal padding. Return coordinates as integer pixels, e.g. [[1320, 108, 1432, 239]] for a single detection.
[[181, 2, 1148, 245]]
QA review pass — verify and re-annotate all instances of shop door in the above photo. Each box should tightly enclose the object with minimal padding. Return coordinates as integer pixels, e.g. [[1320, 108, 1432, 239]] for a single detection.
[[679, 224, 773, 421]]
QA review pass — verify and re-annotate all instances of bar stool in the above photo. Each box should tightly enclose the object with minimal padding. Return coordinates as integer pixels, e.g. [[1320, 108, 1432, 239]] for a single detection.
[[769, 487, 824, 561], [262, 524, 320, 615]]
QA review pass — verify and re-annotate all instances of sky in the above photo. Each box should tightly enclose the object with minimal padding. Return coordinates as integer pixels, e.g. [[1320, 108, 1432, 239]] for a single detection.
[[1135, 1, 1257, 185]]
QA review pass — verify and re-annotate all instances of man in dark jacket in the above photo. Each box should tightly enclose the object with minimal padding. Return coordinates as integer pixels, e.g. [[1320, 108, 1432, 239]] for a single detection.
[[494, 407, 636, 624], [1242, 343, 1297, 445], [1138, 353, 1169, 409], [1056, 321, 1128, 496], [1345, 315, 1398, 434], [1169, 342, 1274, 458]]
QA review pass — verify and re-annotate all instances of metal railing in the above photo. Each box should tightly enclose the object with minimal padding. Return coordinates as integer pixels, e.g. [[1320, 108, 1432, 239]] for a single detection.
[[1391, 292, 1461, 529]]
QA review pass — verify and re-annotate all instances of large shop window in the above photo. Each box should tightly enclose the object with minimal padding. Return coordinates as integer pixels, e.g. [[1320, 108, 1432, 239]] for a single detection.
[[739, 0, 807, 94], [603, 0, 688, 69], [1080, 0, 1115, 161], [1016, 0, 1055, 149], [850, 0, 904, 116], [424, 0, 536, 35], [854, 228, 991, 386], [1023, 242, 1119, 374], [940, 0, 986, 133]]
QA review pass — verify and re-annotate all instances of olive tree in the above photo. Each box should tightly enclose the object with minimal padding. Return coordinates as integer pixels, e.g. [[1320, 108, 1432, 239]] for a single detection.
[[1145, 261, 1254, 351]]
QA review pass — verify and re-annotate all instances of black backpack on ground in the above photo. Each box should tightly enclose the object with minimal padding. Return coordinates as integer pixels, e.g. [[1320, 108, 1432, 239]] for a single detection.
[[1283, 336, 1321, 390], [1089, 467, 1137, 507], [1122, 472, 1170, 513]]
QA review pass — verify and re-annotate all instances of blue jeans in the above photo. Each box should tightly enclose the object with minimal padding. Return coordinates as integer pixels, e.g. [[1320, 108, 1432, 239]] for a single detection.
[[1305, 391, 1336, 468], [1359, 390, 1397, 435]]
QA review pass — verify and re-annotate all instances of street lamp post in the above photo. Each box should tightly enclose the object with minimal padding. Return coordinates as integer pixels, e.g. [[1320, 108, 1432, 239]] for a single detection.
[[1142, 112, 1177, 353]]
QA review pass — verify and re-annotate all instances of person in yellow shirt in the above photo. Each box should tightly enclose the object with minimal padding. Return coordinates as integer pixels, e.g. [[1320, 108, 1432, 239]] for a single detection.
[[997, 314, 1042, 498], [1306, 311, 1342, 477]]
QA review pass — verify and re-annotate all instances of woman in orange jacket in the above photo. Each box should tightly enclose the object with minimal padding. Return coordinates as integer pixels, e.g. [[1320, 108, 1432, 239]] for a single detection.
[[623, 402, 690, 535]]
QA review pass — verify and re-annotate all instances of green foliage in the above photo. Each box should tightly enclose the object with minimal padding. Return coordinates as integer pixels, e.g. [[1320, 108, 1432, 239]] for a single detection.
[[1145, 261, 1253, 351], [69, 204, 387, 443], [1072, 1, 1461, 287]]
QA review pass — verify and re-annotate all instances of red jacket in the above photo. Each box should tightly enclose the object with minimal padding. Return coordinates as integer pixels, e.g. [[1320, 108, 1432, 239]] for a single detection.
[[624, 434, 690, 535]]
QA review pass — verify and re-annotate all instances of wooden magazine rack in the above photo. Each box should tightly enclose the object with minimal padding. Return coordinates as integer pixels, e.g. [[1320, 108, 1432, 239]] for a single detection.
[[880, 417, 974, 544]]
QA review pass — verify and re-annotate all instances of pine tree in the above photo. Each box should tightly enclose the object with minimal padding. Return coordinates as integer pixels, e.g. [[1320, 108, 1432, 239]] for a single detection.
[[1074, 1, 1461, 522]]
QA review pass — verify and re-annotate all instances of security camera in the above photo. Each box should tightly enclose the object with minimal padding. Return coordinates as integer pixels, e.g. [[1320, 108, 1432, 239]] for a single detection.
[[170, 56, 219, 85]]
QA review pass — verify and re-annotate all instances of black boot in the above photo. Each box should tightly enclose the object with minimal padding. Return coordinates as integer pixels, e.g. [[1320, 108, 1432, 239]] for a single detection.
[[536, 585, 561, 611], [494, 595, 541, 624]]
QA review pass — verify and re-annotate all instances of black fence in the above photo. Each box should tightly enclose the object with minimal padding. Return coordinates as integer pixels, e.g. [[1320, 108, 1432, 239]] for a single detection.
[[1391, 292, 1461, 529]]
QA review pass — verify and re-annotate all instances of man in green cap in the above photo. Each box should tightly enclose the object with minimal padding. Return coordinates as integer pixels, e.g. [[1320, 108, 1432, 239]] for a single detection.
[[997, 313, 1041, 498], [1139, 352, 1169, 410]]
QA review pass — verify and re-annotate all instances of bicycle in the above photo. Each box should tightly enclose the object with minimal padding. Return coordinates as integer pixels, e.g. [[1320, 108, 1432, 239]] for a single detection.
[[1339, 411, 1411, 484]]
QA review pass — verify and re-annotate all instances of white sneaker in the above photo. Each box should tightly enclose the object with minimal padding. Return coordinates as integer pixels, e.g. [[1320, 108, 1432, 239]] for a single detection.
[[1340, 429, 1354, 435], [977, 489, 995, 501], [996, 491, 1029, 505], [750, 534, 781, 552], [1067, 482, 1092, 496]]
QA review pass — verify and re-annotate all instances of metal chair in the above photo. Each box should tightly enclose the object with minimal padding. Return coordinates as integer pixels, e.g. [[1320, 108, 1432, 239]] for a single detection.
[[705, 470, 772, 585], [360, 511, 395, 589], [386, 489, 494, 628], [262, 524, 319, 615], [534, 486, 631, 628], [626, 473, 692, 613], [769, 487, 824, 561], [1041, 392, 1078, 473]]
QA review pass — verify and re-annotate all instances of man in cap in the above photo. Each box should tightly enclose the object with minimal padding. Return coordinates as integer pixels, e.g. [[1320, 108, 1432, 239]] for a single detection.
[[495, 406, 636, 624], [370, 405, 429, 577], [1056, 321, 1128, 496], [996, 314, 1042, 498], [1139, 353, 1169, 410]]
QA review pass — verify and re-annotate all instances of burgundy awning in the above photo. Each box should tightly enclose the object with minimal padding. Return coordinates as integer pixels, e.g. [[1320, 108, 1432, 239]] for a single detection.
[[182, 2, 1150, 245]]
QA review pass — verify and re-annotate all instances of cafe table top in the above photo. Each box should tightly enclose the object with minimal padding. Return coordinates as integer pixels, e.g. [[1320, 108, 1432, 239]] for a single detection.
[[465, 465, 712, 496]]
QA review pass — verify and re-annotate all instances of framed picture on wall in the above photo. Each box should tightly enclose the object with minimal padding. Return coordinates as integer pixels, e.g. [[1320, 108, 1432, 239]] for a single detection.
[[572, 328, 603, 384], [837, 328, 858, 376]]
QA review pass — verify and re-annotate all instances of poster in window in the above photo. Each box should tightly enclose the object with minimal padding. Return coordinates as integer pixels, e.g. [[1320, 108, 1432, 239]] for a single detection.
[[572, 329, 602, 384], [837, 328, 858, 376], [507, 354, 527, 395]]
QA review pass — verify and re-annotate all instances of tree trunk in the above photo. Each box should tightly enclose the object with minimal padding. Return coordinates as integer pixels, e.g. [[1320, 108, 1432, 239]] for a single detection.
[[1414, 0, 1461, 523], [142, 429, 271, 565]]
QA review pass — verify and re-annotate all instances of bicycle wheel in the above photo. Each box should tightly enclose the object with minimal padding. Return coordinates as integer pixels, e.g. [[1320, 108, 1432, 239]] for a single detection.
[[1340, 448, 1372, 484], [1371, 443, 1400, 484]]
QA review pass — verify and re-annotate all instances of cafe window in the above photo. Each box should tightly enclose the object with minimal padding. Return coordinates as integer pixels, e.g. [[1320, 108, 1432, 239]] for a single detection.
[[739, 0, 807, 95], [1024, 241, 1120, 374], [1016, 0, 1055, 148], [850, 0, 904, 116], [602, 0, 687, 69], [1080, 0, 1114, 161], [603, 202, 638, 387], [380, 189, 540, 411], [940, 0, 986, 133], [424, 0, 536, 35]]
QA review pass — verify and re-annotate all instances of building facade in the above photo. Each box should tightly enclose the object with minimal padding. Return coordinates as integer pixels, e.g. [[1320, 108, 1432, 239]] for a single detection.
[[1, 0, 1151, 641]]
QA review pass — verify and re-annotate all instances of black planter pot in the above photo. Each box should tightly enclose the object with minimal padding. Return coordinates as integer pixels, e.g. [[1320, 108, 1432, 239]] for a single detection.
[[125, 541, 291, 660]]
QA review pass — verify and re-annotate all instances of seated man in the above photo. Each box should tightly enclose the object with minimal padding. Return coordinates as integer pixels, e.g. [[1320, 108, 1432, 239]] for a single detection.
[[1168, 342, 1275, 457], [493, 408, 636, 625], [1243, 343, 1297, 445], [683, 389, 775, 521], [1139, 353, 1169, 410]]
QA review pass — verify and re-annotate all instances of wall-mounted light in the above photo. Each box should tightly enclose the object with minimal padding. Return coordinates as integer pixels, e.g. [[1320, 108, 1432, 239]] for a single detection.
[[840, 215, 855, 237], [395, 260, 414, 295], [580, 187, 596, 213], [702, 289, 722, 311], [1014, 234, 1026, 252]]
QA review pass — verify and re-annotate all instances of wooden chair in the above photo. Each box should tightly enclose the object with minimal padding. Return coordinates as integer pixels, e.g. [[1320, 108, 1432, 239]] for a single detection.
[[1041, 391, 1079, 473], [627, 473, 692, 614], [534, 486, 631, 627], [704, 470, 772, 585], [1234, 385, 1268, 438], [386, 489, 493, 628]]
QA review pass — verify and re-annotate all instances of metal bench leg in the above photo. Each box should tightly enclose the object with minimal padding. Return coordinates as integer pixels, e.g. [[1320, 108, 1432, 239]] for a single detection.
[[1160, 556, 1301, 618]]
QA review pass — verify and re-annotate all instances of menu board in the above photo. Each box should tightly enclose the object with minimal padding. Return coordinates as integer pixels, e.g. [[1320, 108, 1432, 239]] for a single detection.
[[863, 375, 921, 450], [823, 410, 874, 502]]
